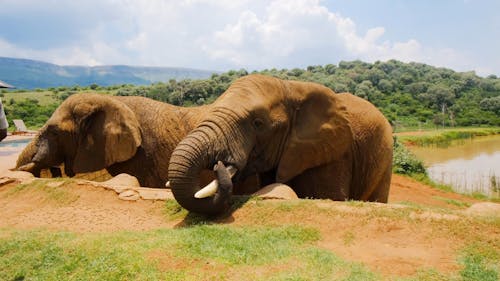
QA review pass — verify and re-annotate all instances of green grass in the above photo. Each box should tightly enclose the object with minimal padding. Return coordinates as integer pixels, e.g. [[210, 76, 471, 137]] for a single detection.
[[1, 188, 498, 280], [2, 91, 59, 106], [432, 196, 471, 208], [177, 225, 320, 265], [459, 243, 499, 281], [0, 225, 377, 281], [3, 224, 495, 281], [398, 127, 500, 147], [1, 89, 115, 106]]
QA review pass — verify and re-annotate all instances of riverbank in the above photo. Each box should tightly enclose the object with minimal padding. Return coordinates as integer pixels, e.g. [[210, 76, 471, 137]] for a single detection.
[[395, 127, 500, 147], [393, 128, 500, 200]]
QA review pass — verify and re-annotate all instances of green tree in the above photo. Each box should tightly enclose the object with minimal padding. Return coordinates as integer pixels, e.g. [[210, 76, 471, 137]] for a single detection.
[[354, 80, 373, 99], [480, 96, 500, 114]]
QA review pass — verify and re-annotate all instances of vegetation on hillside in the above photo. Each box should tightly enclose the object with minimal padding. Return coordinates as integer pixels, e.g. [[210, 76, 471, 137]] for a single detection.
[[2, 60, 500, 130]]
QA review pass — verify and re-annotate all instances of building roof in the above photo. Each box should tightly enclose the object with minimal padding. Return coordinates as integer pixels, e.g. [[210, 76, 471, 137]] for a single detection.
[[0, 80, 14, 88]]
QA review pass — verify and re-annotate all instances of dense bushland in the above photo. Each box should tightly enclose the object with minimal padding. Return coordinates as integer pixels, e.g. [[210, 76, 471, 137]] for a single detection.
[[2, 60, 500, 130]]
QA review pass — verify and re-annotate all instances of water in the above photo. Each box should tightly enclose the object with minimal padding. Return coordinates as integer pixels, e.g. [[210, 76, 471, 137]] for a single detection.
[[0, 138, 31, 148], [408, 135, 500, 195], [0, 138, 31, 156]]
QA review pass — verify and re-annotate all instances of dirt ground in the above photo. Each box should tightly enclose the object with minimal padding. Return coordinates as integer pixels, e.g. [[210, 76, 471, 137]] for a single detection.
[[1, 174, 497, 277]]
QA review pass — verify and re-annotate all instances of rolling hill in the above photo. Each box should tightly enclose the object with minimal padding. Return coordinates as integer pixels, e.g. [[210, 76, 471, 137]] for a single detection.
[[0, 57, 215, 89]]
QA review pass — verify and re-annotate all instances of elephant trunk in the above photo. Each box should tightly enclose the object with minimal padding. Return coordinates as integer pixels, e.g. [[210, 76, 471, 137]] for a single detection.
[[168, 112, 249, 215], [15, 130, 73, 177], [15, 135, 42, 176], [168, 133, 233, 215]]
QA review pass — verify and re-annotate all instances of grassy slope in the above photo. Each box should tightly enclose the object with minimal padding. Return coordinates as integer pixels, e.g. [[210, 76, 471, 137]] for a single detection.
[[1, 89, 116, 106], [0, 188, 498, 281], [1, 91, 59, 106]]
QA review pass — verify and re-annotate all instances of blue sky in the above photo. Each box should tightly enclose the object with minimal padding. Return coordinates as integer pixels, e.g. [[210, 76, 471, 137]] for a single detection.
[[0, 0, 499, 76]]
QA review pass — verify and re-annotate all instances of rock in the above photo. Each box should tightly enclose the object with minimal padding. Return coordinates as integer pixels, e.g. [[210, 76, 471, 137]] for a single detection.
[[118, 190, 140, 201], [76, 174, 173, 201], [102, 173, 140, 188], [464, 202, 500, 217], [0, 170, 35, 186], [0, 170, 35, 180], [253, 183, 299, 200], [0, 178, 15, 186]]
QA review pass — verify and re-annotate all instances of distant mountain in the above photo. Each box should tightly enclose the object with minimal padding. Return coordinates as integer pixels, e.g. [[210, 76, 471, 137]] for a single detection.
[[0, 57, 216, 89]]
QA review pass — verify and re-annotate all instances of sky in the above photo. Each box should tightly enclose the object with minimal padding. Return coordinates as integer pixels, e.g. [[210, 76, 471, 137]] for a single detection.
[[0, 0, 499, 76]]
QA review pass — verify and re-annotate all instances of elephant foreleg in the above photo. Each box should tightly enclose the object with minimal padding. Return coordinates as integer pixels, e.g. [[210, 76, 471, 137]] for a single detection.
[[364, 165, 391, 203], [286, 160, 352, 200]]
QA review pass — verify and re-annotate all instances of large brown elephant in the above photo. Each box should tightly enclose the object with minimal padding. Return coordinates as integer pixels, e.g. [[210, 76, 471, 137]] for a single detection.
[[16, 93, 205, 187], [168, 74, 393, 215]]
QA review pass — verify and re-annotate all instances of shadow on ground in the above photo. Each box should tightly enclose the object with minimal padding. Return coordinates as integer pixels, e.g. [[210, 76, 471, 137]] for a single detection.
[[174, 195, 253, 227]]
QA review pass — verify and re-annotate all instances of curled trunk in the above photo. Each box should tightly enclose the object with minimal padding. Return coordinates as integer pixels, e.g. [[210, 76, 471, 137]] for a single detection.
[[168, 108, 251, 215], [168, 132, 233, 215]]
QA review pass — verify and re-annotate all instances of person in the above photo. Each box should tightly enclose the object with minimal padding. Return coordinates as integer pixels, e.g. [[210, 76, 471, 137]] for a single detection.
[[0, 98, 8, 141]]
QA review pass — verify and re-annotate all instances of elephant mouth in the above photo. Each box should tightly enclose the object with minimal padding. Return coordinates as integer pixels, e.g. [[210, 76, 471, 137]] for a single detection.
[[165, 160, 239, 199], [193, 161, 238, 199]]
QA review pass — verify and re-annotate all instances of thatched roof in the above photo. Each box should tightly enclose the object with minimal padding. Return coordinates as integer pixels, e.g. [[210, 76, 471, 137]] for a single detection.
[[0, 80, 14, 88]]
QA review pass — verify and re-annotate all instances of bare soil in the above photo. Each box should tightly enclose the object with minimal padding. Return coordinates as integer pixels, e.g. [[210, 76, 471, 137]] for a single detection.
[[0, 174, 497, 277]]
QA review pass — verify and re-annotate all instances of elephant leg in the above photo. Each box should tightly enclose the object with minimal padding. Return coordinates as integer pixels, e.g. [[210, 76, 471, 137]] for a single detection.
[[49, 166, 62, 177], [233, 173, 261, 195], [365, 166, 391, 203], [287, 160, 352, 200]]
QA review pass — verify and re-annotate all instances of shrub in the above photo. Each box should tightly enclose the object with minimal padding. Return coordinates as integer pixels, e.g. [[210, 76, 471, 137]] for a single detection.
[[392, 137, 427, 175]]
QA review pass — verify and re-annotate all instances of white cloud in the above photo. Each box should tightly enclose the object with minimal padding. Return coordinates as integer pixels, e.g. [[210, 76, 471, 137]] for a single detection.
[[0, 0, 494, 75], [199, 0, 468, 71]]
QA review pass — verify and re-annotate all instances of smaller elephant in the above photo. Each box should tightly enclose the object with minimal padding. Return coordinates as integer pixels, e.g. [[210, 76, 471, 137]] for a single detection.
[[168, 74, 394, 215], [16, 93, 205, 187]]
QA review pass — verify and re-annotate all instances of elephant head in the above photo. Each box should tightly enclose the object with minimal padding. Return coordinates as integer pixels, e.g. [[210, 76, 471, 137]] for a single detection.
[[16, 93, 142, 177], [168, 74, 356, 215]]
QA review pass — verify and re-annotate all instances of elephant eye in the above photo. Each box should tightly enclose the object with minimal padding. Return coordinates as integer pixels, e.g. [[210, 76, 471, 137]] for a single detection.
[[252, 118, 265, 130]]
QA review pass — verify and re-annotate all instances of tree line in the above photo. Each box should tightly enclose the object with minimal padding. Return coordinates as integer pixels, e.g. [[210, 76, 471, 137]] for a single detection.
[[2, 60, 500, 129]]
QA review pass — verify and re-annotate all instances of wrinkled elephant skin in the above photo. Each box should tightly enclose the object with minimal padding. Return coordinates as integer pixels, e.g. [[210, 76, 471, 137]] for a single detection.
[[168, 74, 393, 215]]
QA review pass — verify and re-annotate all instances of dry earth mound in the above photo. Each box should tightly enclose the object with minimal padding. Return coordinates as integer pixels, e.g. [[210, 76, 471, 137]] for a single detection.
[[0, 174, 498, 278]]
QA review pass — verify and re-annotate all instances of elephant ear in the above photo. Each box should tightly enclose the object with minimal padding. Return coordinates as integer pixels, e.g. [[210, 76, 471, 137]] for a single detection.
[[71, 95, 142, 173], [276, 83, 353, 183]]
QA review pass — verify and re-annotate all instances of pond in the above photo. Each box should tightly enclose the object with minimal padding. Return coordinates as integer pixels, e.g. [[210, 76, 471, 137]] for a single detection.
[[0, 137, 32, 171], [0, 138, 31, 148], [408, 135, 500, 196]]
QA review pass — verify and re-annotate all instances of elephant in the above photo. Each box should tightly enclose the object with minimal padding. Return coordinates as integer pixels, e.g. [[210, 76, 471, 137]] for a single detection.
[[168, 74, 394, 215], [16, 93, 206, 187]]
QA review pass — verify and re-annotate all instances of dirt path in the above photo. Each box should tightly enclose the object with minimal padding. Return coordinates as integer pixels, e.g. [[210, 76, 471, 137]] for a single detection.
[[0, 181, 173, 232], [0, 174, 496, 277], [0, 174, 477, 232], [389, 174, 480, 208]]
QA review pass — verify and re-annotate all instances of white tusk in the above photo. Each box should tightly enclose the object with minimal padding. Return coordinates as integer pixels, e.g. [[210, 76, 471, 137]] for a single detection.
[[165, 181, 171, 188], [194, 179, 218, 198], [194, 165, 237, 199], [18, 162, 36, 172]]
